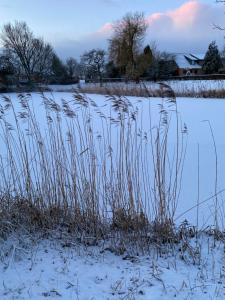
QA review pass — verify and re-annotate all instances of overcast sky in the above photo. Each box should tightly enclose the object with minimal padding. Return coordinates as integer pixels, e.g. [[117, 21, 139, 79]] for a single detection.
[[0, 0, 224, 59]]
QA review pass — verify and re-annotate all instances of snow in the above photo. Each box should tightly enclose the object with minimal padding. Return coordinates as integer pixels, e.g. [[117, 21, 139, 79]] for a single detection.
[[0, 236, 224, 300], [0, 92, 225, 300], [191, 54, 205, 60], [174, 54, 201, 69], [162, 79, 225, 94], [144, 79, 225, 94], [48, 84, 78, 92], [1, 92, 225, 227], [47, 80, 225, 96]]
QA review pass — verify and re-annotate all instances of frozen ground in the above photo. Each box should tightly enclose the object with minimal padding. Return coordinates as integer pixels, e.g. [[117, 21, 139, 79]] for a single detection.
[[48, 80, 225, 95], [0, 92, 225, 300], [0, 236, 224, 300], [48, 84, 78, 92], [158, 79, 225, 94]]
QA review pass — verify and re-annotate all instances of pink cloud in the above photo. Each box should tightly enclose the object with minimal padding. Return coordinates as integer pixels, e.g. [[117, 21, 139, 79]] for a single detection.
[[146, 1, 203, 31], [145, 1, 224, 52], [168, 1, 201, 28], [89, 1, 224, 55], [147, 13, 165, 26], [56, 1, 225, 58], [97, 22, 113, 34], [98, 1, 217, 39]]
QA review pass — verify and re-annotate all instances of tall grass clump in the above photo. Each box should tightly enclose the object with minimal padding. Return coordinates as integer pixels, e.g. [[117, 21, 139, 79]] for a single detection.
[[70, 80, 225, 99], [0, 89, 188, 250]]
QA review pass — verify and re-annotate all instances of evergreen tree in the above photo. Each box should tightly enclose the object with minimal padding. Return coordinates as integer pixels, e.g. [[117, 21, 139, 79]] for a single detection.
[[105, 61, 120, 78], [132, 45, 153, 81], [203, 41, 222, 74]]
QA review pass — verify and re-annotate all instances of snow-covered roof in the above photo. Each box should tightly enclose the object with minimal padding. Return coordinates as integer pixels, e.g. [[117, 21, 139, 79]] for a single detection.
[[174, 53, 202, 69], [190, 54, 205, 60]]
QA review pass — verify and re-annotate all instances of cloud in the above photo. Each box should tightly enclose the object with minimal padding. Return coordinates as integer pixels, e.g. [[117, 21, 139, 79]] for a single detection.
[[160, 1, 200, 29], [55, 1, 225, 59], [97, 22, 113, 35], [54, 31, 110, 60], [146, 1, 224, 53], [54, 22, 113, 59]]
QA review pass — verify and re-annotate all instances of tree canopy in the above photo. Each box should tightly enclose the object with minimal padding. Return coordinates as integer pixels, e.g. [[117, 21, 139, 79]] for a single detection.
[[202, 41, 222, 74], [108, 12, 148, 79], [1, 21, 54, 82]]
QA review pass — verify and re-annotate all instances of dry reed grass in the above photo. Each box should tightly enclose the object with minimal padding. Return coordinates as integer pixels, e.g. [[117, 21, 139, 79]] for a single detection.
[[76, 81, 225, 99], [0, 88, 222, 254]]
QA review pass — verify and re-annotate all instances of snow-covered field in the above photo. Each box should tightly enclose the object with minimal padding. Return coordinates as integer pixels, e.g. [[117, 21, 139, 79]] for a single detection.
[[163, 79, 225, 93], [48, 80, 225, 95], [0, 92, 225, 299], [1, 236, 224, 300], [48, 84, 78, 92]]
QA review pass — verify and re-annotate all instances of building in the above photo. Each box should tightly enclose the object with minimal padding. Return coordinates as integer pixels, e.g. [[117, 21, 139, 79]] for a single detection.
[[173, 53, 204, 76]]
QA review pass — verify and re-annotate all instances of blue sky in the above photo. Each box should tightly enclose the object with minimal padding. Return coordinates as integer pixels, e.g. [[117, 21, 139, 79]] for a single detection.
[[0, 0, 224, 59]]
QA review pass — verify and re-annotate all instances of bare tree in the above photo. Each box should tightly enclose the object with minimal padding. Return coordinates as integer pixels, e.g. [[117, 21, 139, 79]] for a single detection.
[[1, 21, 54, 82], [51, 53, 68, 83], [109, 12, 147, 79], [81, 49, 106, 85], [66, 57, 80, 80], [32, 39, 54, 81]]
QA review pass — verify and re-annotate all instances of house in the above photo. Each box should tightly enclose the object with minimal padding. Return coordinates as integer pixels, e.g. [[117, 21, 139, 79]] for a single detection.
[[173, 53, 204, 76]]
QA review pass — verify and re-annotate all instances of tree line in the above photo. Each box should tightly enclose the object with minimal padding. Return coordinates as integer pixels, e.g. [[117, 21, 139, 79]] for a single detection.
[[0, 13, 224, 86], [0, 21, 82, 85]]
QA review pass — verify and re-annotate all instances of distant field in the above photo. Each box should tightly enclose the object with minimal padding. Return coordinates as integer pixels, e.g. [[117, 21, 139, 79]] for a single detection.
[[48, 80, 225, 98]]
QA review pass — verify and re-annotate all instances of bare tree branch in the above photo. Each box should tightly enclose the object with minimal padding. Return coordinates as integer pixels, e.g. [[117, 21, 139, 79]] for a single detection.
[[1, 21, 54, 82]]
